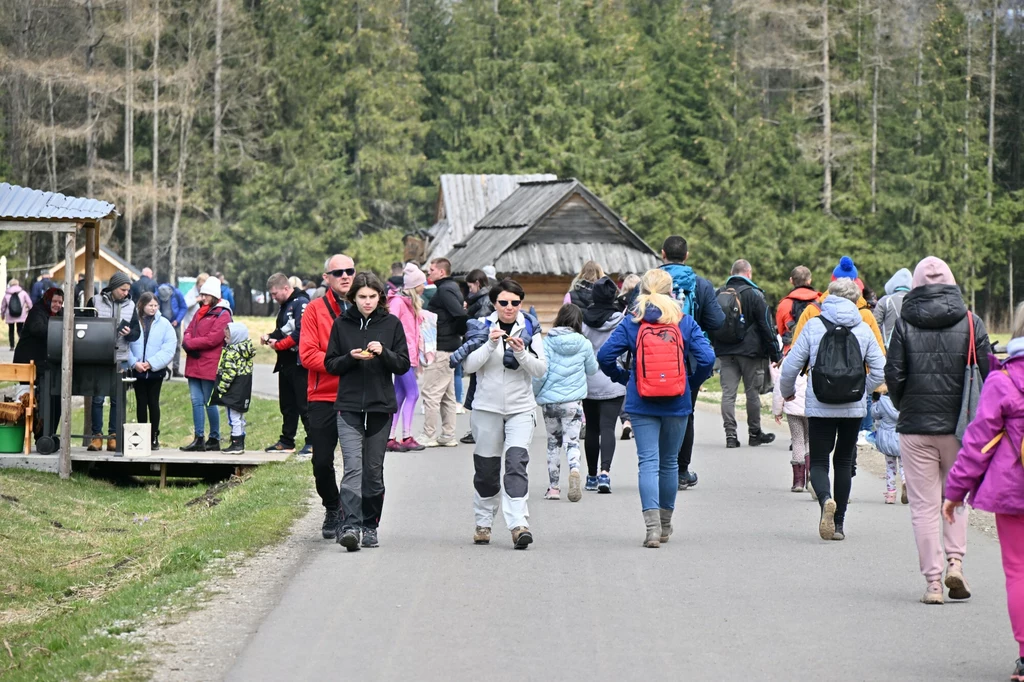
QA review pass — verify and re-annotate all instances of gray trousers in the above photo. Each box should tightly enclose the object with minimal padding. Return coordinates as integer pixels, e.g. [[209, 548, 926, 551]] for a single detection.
[[337, 411, 391, 531], [719, 355, 765, 439]]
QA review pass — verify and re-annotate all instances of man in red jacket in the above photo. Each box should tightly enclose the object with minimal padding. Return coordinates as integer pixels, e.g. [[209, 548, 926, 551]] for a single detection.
[[299, 254, 355, 539], [777, 265, 820, 354]]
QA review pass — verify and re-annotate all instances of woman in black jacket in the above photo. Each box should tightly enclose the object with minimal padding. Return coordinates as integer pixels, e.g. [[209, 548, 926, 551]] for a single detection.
[[884, 257, 991, 605], [324, 272, 410, 551], [15, 287, 64, 442]]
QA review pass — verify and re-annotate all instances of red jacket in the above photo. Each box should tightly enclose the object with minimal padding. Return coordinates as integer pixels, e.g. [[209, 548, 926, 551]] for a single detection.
[[776, 286, 820, 352], [300, 292, 349, 403], [182, 300, 232, 381]]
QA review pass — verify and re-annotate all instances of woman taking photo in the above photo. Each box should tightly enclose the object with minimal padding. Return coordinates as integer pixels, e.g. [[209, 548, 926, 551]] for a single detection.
[[598, 269, 715, 548], [465, 279, 547, 549], [128, 292, 177, 450], [181, 276, 232, 452], [325, 272, 410, 551]]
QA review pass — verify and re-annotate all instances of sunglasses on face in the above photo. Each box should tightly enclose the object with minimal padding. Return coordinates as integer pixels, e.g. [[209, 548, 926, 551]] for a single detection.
[[328, 268, 356, 278], [496, 299, 521, 308]]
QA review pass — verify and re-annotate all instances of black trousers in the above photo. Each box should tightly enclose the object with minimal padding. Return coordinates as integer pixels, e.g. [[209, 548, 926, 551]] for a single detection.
[[278, 363, 310, 446], [808, 417, 860, 525], [7, 322, 23, 349], [309, 401, 341, 510], [582, 396, 624, 476], [133, 376, 164, 435], [678, 383, 702, 473]]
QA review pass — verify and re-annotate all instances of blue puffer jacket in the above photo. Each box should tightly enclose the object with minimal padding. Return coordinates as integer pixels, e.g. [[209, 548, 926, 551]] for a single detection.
[[872, 395, 901, 458], [450, 312, 540, 370], [128, 311, 178, 378], [533, 327, 598, 405]]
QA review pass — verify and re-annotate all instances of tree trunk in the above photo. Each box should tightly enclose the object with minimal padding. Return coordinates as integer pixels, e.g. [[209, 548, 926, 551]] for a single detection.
[[987, 0, 997, 209], [170, 25, 198, 286], [212, 0, 223, 226], [85, 0, 97, 197], [821, 0, 833, 215], [870, 7, 880, 214], [125, 0, 135, 263], [965, 5, 975, 310], [152, 0, 161, 269], [48, 80, 59, 260]]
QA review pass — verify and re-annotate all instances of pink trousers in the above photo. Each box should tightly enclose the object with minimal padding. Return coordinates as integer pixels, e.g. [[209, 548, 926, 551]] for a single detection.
[[899, 434, 967, 583], [997, 514, 1024, 657]]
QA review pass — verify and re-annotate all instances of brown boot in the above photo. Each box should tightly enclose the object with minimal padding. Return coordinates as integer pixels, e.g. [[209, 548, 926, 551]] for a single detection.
[[88, 435, 103, 451], [511, 526, 533, 550], [106, 436, 117, 452], [791, 461, 806, 492]]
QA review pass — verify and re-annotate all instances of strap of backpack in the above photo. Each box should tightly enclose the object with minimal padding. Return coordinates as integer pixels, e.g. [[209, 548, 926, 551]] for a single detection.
[[966, 312, 977, 368]]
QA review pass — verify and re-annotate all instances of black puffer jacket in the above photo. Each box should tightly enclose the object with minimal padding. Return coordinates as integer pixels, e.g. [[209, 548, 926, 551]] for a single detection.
[[466, 287, 494, 319], [884, 284, 991, 435], [323, 305, 410, 414]]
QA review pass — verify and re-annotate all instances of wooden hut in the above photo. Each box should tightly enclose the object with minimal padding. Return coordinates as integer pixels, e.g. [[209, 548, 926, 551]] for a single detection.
[[52, 244, 140, 286], [447, 179, 659, 327]]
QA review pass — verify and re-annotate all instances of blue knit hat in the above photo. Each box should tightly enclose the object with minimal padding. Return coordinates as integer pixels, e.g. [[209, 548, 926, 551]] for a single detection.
[[832, 256, 858, 281]]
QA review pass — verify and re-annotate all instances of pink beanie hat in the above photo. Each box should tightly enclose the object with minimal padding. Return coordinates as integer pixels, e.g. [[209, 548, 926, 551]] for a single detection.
[[912, 257, 956, 288], [403, 263, 427, 290]]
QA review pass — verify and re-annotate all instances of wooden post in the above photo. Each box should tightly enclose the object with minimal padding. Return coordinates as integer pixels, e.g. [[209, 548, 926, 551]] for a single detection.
[[82, 225, 97, 445], [59, 228, 77, 479]]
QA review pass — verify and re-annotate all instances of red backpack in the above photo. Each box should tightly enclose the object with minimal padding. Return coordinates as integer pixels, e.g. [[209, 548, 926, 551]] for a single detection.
[[635, 321, 687, 398]]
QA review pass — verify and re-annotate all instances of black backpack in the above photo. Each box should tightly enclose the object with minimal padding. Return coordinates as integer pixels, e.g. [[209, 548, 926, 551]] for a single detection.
[[8, 293, 22, 318], [712, 287, 746, 345], [781, 299, 816, 348], [811, 316, 866, 404]]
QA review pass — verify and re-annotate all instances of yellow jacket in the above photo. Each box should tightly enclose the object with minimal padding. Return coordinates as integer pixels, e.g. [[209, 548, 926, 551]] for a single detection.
[[789, 293, 885, 354]]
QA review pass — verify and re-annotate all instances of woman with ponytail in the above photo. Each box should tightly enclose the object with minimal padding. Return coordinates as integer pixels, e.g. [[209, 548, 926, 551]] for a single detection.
[[598, 269, 715, 548]]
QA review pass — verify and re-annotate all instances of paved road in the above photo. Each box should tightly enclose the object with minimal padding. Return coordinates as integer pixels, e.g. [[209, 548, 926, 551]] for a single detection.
[[226, 407, 1009, 681]]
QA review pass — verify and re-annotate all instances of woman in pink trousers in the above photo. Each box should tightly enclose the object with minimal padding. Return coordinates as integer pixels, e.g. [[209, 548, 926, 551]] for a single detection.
[[944, 303, 1024, 682]]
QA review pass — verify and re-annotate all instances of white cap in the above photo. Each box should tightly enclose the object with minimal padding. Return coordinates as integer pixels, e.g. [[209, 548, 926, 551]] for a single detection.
[[199, 277, 222, 298]]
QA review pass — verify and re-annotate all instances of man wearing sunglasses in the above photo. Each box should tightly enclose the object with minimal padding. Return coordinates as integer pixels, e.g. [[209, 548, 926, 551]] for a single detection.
[[421, 257, 467, 447], [299, 254, 356, 539]]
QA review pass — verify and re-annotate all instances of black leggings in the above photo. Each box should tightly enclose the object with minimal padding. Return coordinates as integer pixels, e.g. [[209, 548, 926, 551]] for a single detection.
[[677, 387, 701, 473], [807, 417, 860, 525], [133, 376, 164, 435], [7, 322, 22, 348], [582, 397, 624, 476]]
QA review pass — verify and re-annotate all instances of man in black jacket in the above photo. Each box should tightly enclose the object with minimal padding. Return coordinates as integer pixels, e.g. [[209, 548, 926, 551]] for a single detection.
[[422, 258, 467, 447], [712, 259, 781, 448], [263, 272, 311, 455]]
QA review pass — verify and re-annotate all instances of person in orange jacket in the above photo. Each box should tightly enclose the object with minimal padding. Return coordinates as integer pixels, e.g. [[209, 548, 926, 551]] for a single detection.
[[790, 256, 885, 352], [777, 265, 821, 354]]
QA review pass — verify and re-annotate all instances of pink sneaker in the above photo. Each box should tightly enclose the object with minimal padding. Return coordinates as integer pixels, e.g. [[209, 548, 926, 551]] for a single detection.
[[884, 490, 896, 504], [544, 487, 560, 500], [386, 438, 404, 452], [401, 437, 425, 452]]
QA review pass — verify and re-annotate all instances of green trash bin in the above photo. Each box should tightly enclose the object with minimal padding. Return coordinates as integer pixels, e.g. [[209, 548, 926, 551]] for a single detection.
[[0, 423, 25, 453]]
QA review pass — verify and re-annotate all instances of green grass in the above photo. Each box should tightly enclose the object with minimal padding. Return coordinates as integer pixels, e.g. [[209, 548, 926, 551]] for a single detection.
[[0, 384, 311, 680]]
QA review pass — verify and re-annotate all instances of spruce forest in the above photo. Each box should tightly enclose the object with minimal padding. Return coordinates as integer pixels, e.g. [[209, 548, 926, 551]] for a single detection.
[[2, 0, 1022, 323]]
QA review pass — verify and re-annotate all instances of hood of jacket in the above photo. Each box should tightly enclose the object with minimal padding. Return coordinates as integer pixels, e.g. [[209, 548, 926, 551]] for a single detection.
[[341, 303, 391, 327], [885, 269, 913, 296], [784, 286, 820, 303], [660, 263, 696, 296], [227, 321, 249, 345], [1008, 337, 1024, 359], [901, 284, 967, 330], [818, 295, 862, 327], [588, 311, 624, 334], [641, 305, 668, 324], [5, 285, 23, 296]]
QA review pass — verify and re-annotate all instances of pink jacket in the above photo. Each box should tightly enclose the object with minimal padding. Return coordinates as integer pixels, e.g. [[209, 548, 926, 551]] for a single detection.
[[945, 351, 1024, 515], [388, 291, 421, 370], [1, 286, 31, 324], [771, 363, 806, 417]]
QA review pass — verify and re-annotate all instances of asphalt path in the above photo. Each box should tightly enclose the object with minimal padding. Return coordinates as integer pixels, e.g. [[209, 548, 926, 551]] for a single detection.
[[227, 406, 1012, 681]]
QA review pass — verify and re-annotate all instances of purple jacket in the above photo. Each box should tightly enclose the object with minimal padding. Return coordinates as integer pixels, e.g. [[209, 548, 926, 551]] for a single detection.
[[945, 352, 1024, 515]]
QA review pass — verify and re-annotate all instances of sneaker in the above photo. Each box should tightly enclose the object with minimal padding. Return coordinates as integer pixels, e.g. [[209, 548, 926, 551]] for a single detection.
[[749, 431, 775, 447], [337, 527, 361, 552], [511, 526, 533, 549], [205, 437, 221, 451], [884, 490, 896, 504], [460, 431, 475, 445], [726, 437, 741, 449], [88, 435, 104, 452], [321, 508, 340, 539], [222, 436, 245, 454], [857, 430, 870, 446], [585, 475, 599, 491], [455, 403, 466, 414], [832, 523, 845, 541], [945, 558, 971, 600], [567, 469, 582, 502], [678, 470, 698, 491], [921, 580, 944, 605], [819, 498, 837, 540], [597, 473, 611, 494], [473, 526, 491, 544], [386, 438, 404, 452], [297, 443, 313, 457], [1011, 658, 1024, 682], [401, 437, 425, 451], [265, 440, 296, 454], [179, 436, 206, 452], [544, 487, 560, 500], [416, 435, 440, 448], [865, 431, 877, 447], [620, 425, 632, 440], [436, 438, 459, 448], [361, 528, 379, 548]]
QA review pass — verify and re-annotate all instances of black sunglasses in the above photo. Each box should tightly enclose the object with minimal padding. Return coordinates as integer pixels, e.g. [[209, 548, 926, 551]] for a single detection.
[[328, 268, 356, 278], [496, 299, 522, 308]]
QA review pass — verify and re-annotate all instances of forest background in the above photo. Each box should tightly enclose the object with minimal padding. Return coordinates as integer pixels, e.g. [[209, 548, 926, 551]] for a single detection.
[[1, 0, 1022, 324]]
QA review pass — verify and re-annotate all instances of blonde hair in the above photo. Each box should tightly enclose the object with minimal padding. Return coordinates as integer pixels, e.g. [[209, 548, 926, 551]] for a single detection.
[[571, 261, 605, 290], [620, 273, 640, 294], [1012, 301, 1024, 340], [196, 273, 210, 289], [632, 269, 682, 325], [403, 287, 423, 319], [7, 278, 17, 288]]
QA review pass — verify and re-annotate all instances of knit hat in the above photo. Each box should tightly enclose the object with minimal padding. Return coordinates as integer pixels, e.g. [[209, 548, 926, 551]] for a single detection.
[[199, 276, 222, 298], [591, 276, 619, 305], [831, 256, 858, 282], [482, 265, 497, 280], [912, 256, 956, 288], [403, 263, 426, 290], [106, 271, 132, 292]]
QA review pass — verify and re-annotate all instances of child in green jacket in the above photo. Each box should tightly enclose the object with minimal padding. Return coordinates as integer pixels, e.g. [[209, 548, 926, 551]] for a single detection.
[[211, 322, 255, 454]]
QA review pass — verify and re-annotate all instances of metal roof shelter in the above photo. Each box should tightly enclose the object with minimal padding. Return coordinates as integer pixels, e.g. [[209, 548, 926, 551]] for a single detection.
[[0, 183, 117, 479], [426, 173, 557, 262], [52, 244, 141, 285]]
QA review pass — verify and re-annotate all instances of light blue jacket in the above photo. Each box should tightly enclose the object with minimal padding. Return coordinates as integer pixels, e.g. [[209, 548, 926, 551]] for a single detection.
[[129, 311, 178, 375], [533, 327, 598, 405], [872, 395, 901, 458], [780, 296, 885, 418]]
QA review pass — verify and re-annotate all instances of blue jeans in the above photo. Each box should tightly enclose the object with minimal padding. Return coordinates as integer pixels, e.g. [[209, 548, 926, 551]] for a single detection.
[[859, 396, 873, 432], [454, 364, 464, 404], [188, 378, 220, 439], [90, 393, 119, 436], [632, 413, 687, 511]]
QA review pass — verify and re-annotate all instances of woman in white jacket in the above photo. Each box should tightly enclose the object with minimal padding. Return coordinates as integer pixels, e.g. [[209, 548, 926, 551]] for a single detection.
[[465, 280, 547, 550]]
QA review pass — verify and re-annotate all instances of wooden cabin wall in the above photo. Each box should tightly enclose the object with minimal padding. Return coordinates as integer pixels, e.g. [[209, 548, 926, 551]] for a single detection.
[[513, 274, 572, 330]]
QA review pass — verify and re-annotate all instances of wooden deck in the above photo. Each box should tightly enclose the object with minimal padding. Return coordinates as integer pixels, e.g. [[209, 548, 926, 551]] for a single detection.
[[68, 448, 291, 466]]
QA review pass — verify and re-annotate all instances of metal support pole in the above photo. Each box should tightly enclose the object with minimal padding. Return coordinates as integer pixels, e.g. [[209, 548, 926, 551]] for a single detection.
[[59, 229, 77, 479]]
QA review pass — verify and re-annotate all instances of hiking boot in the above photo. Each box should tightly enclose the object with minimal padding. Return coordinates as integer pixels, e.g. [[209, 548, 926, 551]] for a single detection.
[[567, 469, 582, 502], [1011, 658, 1024, 682], [620, 425, 632, 440], [791, 462, 805, 492], [585, 475, 599, 491], [659, 509, 673, 543], [832, 523, 845, 541], [337, 527, 361, 552], [386, 438, 404, 452], [222, 436, 245, 454], [643, 509, 661, 548], [106, 436, 117, 452], [180, 436, 206, 452], [726, 436, 741, 449], [265, 440, 296, 454], [678, 470, 698, 490], [401, 437, 425, 451], [511, 526, 533, 549], [544, 487, 560, 500], [205, 437, 221, 451], [297, 443, 313, 457], [945, 558, 971, 600], [88, 435, 104, 451], [473, 526, 491, 545], [361, 528, 379, 548], [151, 434, 161, 451], [322, 508, 340, 539], [921, 580, 944, 605], [597, 473, 611, 494], [819, 498, 837, 541], [749, 431, 775, 447], [460, 431, 475, 445]]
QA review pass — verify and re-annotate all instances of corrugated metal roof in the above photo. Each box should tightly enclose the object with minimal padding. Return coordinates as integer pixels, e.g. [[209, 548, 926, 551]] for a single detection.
[[475, 180, 577, 229], [0, 183, 117, 222], [426, 173, 556, 260]]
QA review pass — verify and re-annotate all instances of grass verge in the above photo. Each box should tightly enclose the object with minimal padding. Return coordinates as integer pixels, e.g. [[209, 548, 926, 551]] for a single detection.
[[0, 383, 310, 681]]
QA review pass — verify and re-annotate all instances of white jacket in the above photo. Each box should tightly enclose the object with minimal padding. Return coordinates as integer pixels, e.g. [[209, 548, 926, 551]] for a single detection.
[[771, 362, 806, 417], [464, 312, 547, 416]]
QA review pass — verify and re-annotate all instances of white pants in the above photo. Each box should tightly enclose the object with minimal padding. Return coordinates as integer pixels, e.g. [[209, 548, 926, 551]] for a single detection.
[[227, 409, 246, 437], [471, 409, 536, 530]]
